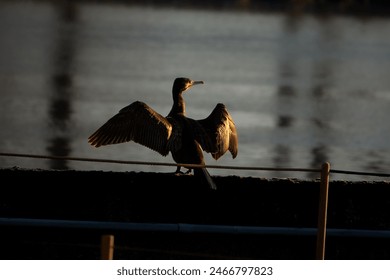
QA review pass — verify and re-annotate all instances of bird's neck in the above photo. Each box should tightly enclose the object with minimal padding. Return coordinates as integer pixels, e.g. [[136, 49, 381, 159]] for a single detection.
[[168, 91, 186, 116]]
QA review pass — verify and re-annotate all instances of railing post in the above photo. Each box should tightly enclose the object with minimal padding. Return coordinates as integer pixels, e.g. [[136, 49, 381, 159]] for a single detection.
[[101, 234, 115, 260], [316, 162, 330, 260]]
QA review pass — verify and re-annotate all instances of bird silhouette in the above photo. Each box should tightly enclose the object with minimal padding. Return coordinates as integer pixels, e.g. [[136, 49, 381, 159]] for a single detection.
[[88, 77, 238, 190]]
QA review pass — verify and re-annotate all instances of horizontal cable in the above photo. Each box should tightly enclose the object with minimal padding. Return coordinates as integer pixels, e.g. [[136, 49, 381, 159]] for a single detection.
[[330, 169, 390, 178], [1, 151, 390, 177], [0, 152, 320, 172]]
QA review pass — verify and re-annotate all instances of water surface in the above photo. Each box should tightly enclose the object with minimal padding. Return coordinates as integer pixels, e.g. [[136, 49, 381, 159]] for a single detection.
[[1, 1, 390, 180]]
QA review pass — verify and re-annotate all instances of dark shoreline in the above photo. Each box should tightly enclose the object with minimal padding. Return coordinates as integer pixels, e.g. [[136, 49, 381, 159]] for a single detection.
[[1, 167, 390, 259]]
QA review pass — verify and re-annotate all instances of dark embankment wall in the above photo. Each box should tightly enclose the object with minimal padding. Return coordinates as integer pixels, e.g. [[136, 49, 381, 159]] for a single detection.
[[1, 167, 390, 260]]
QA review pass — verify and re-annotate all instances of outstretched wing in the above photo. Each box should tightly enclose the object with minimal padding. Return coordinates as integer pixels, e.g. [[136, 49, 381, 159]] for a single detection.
[[88, 101, 172, 156], [198, 103, 238, 160]]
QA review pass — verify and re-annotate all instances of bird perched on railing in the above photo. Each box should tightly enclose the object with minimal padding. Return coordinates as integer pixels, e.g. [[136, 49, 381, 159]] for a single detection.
[[88, 77, 238, 190]]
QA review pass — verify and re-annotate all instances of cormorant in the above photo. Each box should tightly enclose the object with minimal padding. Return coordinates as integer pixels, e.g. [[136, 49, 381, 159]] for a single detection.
[[88, 77, 238, 190]]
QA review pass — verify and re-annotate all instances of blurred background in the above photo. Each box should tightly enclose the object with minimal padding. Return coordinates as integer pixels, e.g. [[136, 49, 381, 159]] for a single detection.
[[0, 0, 390, 180]]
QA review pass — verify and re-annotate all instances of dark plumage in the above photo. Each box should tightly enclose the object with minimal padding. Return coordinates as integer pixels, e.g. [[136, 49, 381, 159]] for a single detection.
[[88, 77, 238, 190]]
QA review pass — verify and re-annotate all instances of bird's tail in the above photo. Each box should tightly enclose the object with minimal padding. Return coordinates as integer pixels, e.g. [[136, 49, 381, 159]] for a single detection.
[[194, 168, 217, 190]]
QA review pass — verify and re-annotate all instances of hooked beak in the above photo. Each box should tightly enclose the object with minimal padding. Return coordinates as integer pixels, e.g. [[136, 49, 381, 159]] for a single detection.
[[192, 80, 204, 86]]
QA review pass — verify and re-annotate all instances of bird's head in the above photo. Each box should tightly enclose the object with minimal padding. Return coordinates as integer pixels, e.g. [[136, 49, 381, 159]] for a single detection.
[[173, 77, 204, 94]]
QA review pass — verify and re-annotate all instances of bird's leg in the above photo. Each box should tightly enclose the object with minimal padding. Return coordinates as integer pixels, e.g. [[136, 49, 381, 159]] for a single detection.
[[174, 166, 184, 174]]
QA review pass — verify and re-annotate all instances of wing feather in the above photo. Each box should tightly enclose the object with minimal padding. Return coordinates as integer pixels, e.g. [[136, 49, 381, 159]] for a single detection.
[[198, 103, 238, 160], [88, 101, 172, 156]]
